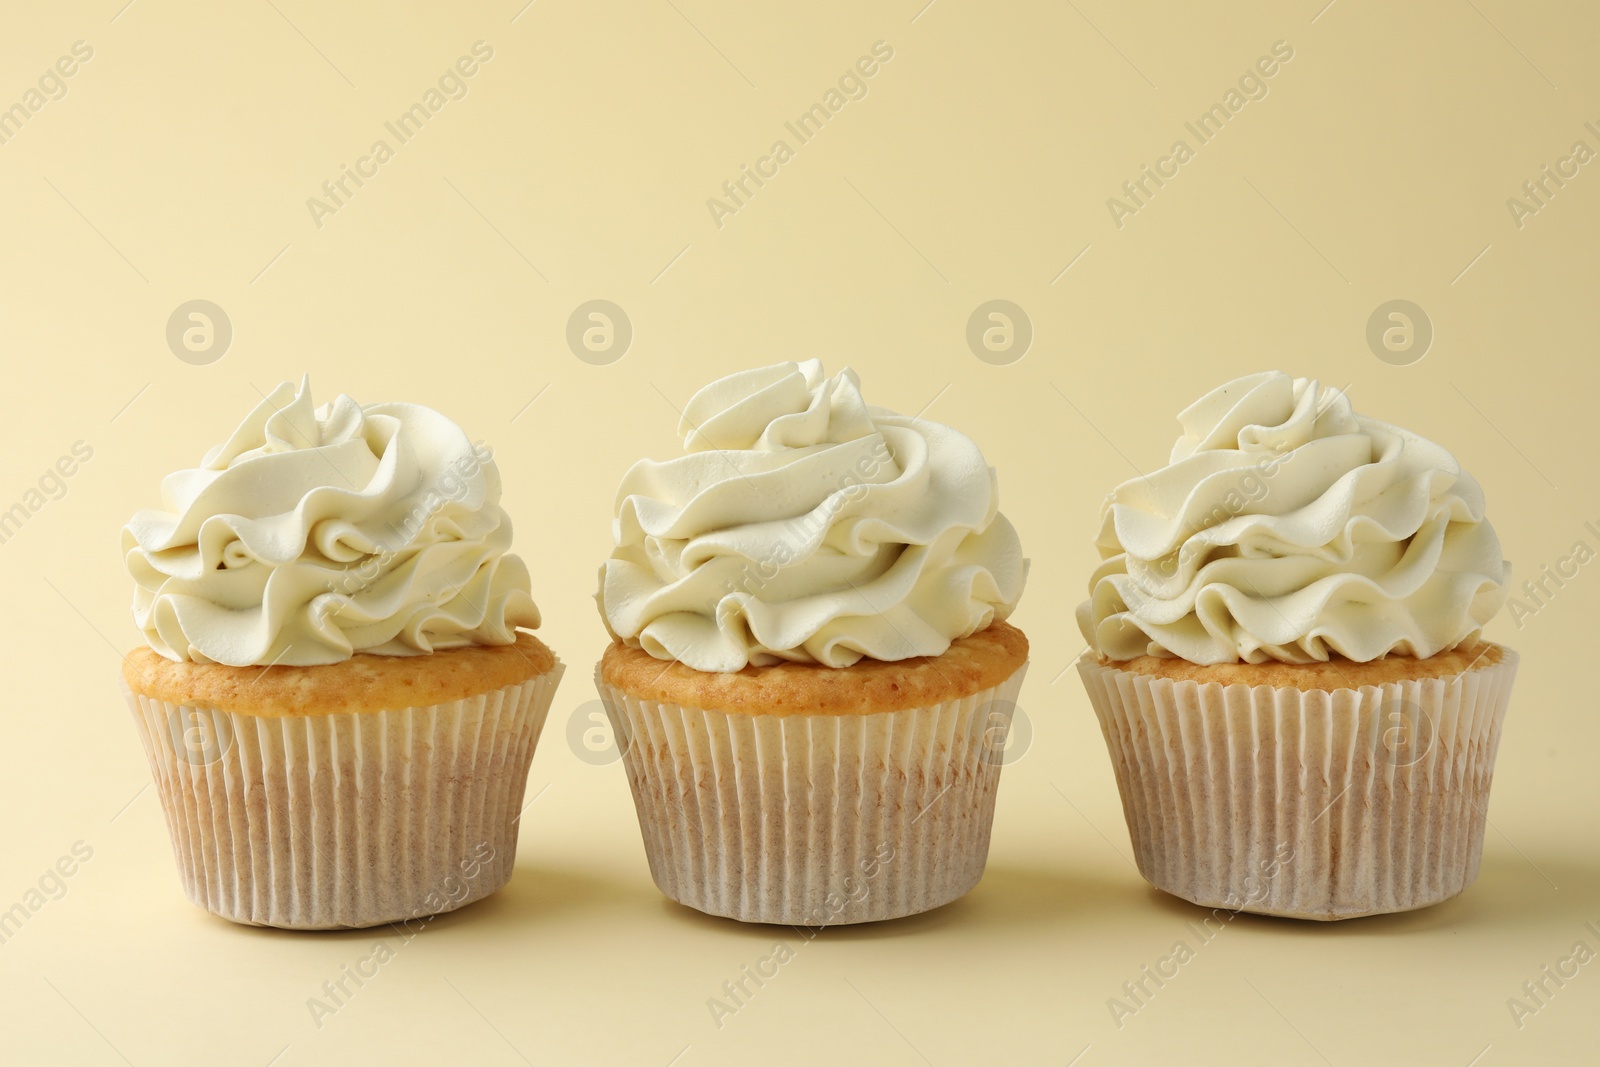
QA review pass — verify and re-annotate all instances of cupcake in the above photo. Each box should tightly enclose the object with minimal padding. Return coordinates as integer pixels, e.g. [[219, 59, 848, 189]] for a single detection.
[[594, 360, 1028, 924], [1076, 371, 1516, 919], [120, 377, 563, 929]]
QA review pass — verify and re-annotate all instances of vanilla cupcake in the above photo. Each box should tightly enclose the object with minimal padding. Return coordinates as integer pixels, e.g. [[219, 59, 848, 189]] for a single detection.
[[121, 378, 563, 929], [1076, 371, 1516, 919], [595, 360, 1028, 924]]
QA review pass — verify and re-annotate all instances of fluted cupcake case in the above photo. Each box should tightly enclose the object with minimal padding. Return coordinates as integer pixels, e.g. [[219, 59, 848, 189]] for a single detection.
[[123, 663, 563, 929], [1077, 650, 1517, 920], [597, 663, 1027, 925]]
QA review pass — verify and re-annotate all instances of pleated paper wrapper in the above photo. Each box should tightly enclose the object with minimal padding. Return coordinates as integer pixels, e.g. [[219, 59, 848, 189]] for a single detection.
[[596, 662, 1027, 926], [1077, 649, 1517, 920], [124, 661, 563, 929]]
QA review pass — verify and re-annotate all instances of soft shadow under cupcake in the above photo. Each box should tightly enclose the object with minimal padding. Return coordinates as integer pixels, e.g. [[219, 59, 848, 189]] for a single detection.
[[438, 863, 657, 931], [1134, 846, 1599, 939], [214, 863, 642, 941], [652, 863, 1136, 943]]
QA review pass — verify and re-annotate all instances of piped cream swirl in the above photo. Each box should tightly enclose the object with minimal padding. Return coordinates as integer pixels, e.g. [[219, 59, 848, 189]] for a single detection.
[[1077, 371, 1509, 664], [123, 377, 539, 666], [598, 360, 1026, 671]]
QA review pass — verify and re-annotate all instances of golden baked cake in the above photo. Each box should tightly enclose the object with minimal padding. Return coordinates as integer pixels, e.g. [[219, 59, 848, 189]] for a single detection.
[[599, 620, 1026, 715]]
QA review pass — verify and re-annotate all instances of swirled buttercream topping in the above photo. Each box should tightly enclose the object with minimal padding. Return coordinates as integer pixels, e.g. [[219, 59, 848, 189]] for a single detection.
[[598, 360, 1026, 671], [123, 377, 540, 666], [1077, 371, 1509, 664]]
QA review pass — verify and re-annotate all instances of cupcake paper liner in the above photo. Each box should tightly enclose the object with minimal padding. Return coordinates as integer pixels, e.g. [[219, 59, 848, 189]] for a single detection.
[[596, 662, 1028, 926], [1077, 649, 1518, 919], [124, 661, 563, 930]]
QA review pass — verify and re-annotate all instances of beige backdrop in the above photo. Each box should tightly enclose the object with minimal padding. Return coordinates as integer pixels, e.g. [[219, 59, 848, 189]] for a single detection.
[[2, 1, 1596, 1064]]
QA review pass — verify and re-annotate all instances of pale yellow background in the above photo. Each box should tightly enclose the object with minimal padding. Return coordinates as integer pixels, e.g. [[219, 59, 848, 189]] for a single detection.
[[1, 1, 1596, 1064]]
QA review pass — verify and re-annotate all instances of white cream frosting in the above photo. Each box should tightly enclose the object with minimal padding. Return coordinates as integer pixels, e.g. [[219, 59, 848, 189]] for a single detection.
[[1077, 371, 1509, 664], [598, 360, 1026, 671], [123, 377, 540, 666]]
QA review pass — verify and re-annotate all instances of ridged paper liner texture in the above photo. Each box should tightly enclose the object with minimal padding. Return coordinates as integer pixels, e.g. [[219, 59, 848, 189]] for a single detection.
[[597, 662, 1028, 925], [124, 661, 563, 929], [1077, 649, 1517, 920]]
